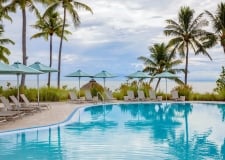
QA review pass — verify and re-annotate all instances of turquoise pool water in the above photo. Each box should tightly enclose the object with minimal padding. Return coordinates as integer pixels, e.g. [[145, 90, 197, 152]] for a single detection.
[[0, 102, 225, 159]]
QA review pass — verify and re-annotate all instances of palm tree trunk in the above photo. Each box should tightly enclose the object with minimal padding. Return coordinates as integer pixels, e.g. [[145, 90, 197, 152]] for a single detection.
[[155, 78, 161, 91], [21, 8, 27, 87], [184, 43, 189, 85], [48, 35, 53, 88], [57, 8, 66, 89]]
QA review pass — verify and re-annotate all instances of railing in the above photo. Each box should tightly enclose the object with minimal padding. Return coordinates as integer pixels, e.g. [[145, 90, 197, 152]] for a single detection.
[[97, 92, 105, 103]]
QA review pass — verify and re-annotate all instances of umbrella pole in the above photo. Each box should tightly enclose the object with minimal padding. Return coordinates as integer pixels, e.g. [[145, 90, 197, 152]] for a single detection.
[[37, 74, 40, 106], [17, 74, 20, 101], [103, 78, 106, 89], [78, 77, 80, 99], [166, 78, 167, 102]]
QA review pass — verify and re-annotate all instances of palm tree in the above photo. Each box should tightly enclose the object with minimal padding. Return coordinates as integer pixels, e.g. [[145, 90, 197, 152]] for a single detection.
[[164, 6, 217, 85], [47, 0, 93, 88], [4, 0, 49, 87], [138, 43, 184, 91], [0, 24, 14, 63], [0, 2, 12, 22], [31, 9, 71, 87], [205, 2, 225, 53]]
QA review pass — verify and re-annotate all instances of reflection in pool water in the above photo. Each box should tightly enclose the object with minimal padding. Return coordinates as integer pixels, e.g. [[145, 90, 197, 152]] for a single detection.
[[0, 102, 225, 159]]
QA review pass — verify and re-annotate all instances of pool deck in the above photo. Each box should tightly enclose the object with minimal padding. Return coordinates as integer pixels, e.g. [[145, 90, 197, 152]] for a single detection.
[[0, 102, 89, 132]]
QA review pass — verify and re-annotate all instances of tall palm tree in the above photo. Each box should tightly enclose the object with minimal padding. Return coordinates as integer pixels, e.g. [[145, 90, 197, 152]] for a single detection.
[[47, 0, 93, 88], [138, 43, 184, 91], [0, 2, 12, 22], [4, 0, 49, 87], [205, 2, 225, 53], [31, 9, 71, 87], [0, 24, 14, 63], [164, 6, 216, 85]]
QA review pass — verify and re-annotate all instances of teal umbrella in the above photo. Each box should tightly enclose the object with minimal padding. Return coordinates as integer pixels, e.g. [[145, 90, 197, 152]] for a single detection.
[[65, 69, 91, 98], [94, 70, 116, 88], [127, 71, 151, 79], [29, 61, 57, 105], [0, 61, 24, 100], [154, 71, 179, 101], [12, 62, 43, 103], [0, 61, 23, 74], [29, 61, 57, 72]]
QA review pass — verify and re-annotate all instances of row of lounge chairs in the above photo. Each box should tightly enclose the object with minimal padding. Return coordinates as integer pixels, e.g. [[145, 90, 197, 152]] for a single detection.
[[0, 94, 49, 123], [69, 90, 116, 103], [124, 90, 185, 101]]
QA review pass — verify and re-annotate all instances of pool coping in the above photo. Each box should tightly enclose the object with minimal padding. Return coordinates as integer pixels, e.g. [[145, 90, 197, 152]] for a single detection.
[[0, 101, 224, 135]]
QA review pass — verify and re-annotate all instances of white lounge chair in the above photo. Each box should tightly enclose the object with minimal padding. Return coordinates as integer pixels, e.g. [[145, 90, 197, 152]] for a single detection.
[[104, 90, 116, 101], [85, 90, 98, 103], [126, 90, 137, 101], [171, 90, 185, 101], [0, 96, 24, 120], [149, 90, 162, 101], [20, 94, 49, 110], [9, 95, 37, 114], [137, 90, 147, 101]]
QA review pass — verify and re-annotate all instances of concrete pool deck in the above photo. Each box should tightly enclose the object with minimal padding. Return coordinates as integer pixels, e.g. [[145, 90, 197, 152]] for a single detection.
[[0, 102, 89, 132]]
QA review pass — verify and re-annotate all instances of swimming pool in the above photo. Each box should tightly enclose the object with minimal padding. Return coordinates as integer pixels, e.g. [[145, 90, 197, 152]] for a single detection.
[[0, 102, 225, 159]]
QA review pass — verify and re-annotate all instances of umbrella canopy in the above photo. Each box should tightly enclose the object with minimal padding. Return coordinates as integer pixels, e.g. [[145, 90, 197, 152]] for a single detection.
[[127, 71, 151, 79], [154, 71, 179, 101], [12, 62, 43, 74], [94, 70, 116, 88], [65, 69, 91, 98], [29, 61, 57, 72], [81, 79, 103, 90], [0, 61, 23, 74], [12, 62, 43, 101], [154, 71, 178, 78]]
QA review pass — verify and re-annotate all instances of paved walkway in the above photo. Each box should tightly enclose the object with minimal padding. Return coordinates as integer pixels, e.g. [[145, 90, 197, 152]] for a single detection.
[[0, 102, 87, 132]]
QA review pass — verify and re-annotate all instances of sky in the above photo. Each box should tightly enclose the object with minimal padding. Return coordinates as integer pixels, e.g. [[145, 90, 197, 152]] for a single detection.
[[2, 0, 225, 88]]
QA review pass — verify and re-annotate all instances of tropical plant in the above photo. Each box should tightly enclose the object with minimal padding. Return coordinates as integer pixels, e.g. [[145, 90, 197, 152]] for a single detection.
[[0, 2, 12, 22], [138, 42, 184, 91], [205, 2, 225, 53], [164, 6, 217, 85], [214, 66, 225, 97], [0, 24, 14, 63], [4, 0, 49, 87], [47, 0, 93, 88], [31, 8, 71, 87]]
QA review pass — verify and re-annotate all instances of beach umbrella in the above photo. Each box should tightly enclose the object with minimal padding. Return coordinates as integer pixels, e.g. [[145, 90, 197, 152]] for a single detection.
[[94, 70, 116, 89], [29, 61, 57, 105], [127, 71, 152, 94], [29, 61, 57, 72], [154, 71, 179, 101], [0, 62, 23, 100], [12, 62, 43, 102], [65, 69, 91, 98], [127, 71, 151, 79], [0, 61, 23, 74]]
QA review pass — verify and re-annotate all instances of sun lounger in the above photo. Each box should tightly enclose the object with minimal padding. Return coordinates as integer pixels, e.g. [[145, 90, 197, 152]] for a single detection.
[[125, 90, 137, 101], [0, 96, 24, 120], [68, 91, 85, 103], [104, 90, 116, 101], [171, 90, 185, 101], [9, 95, 37, 114], [20, 94, 49, 110], [137, 90, 148, 101], [149, 90, 162, 101], [85, 90, 98, 103]]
